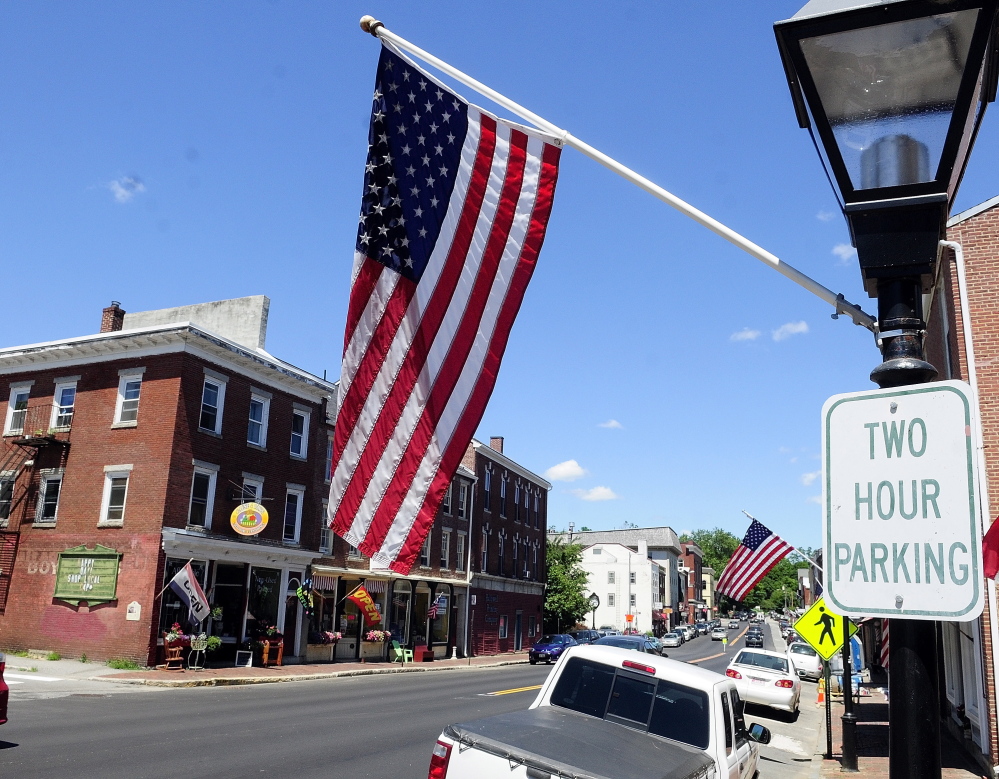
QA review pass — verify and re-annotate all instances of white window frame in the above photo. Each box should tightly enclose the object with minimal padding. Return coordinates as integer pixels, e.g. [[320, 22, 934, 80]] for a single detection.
[[608, 571, 615, 584], [199, 372, 227, 435], [514, 482, 521, 521], [247, 393, 270, 448], [320, 499, 332, 554], [534, 491, 540, 529], [528, 615, 536, 638], [4, 383, 32, 436], [481, 529, 488, 571], [98, 465, 133, 527], [458, 482, 468, 519], [113, 369, 144, 427], [51, 378, 79, 430], [35, 469, 64, 525], [630, 593, 637, 608], [442, 483, 452, 514], [0, 472, 13, 526], [512, 538, 519, 575], [608, 593, 616, 607], [290, 407, 310, 459], [456, 532, 466, 572], [483, 467, 492, 512], [283, 484, 305, 544], [499, 615, 508, 639], [500, 475, 507, 517], [630, 572, 637, 585], [188, 463, 218, 529], [241, 474, 264, 502], [325, 435, 334, 484], [420, 534, 432, 567], [348, 542, 363, 559], [441, 529, 451, 569]]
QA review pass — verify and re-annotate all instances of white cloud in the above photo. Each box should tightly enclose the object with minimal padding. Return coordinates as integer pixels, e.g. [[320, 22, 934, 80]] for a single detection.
[[572, 486, 620, 502], [817, 210, 836, 222], [807, 495, 823, 504], [832, 243, 857, 265], [730, 328, 761, 342], [778, 446, 792, 454], [800, 470, 821, 487], [772, 321, 809, 342], [544, 459, 588, 482], [108, 176, 145, 203], [598, 419, 623, 429]]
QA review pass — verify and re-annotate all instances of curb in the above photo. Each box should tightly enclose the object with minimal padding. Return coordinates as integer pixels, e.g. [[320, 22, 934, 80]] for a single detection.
[[104, 658, 530, 688]]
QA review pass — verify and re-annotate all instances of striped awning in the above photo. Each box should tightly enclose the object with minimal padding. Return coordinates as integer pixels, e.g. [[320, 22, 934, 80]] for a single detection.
[[364, 580, 387, 593], [312, 573, 338, 591]]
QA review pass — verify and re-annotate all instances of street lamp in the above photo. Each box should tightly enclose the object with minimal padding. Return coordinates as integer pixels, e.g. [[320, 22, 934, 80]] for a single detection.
[[588, 593, 600, 630], [775, 2, 999, 777]]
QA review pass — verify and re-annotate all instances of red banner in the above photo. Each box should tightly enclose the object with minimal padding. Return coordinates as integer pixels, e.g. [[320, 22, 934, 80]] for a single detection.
[[346, 586, 381, 627]]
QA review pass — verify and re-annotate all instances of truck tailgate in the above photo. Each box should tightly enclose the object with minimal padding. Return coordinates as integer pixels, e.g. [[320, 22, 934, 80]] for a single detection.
[[443, 706, 714, 779]]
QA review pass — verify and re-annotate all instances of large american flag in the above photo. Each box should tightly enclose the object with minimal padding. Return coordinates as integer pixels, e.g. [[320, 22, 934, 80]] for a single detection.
[[716, 519, 794, 602], [329, 44, 561, 574]]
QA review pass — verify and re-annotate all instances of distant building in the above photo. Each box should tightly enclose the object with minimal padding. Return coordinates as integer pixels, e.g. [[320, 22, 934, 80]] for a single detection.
[[680, 542, 705, 624], [574, 541, 667, 635], [701, 567, 715, 619]]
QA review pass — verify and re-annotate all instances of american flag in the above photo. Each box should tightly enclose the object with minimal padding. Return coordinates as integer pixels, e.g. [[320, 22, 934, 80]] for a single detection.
[[329, 44, 561, 574], [716, 519, 794, 602], [427, 593, 445, 620]]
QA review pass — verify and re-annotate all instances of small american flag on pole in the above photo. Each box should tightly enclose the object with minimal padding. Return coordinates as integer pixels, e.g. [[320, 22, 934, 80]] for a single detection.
[[716, 519, 794, 602], [427, 593, 445, 620], [328, 44, 561, 574]]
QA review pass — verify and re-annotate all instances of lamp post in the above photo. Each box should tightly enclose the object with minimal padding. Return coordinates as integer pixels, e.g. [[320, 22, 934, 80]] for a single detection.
[[588, 593, 600, 630], [775, 2, 999, 777]]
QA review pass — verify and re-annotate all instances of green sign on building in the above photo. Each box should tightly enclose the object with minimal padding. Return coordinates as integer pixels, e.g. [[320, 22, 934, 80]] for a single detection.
[[53, 545, 122, 605]]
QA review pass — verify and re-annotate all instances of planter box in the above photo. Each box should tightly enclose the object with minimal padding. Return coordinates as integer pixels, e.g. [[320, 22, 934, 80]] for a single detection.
[[306, 644, 336, 663], [360, 641, 385, 661]]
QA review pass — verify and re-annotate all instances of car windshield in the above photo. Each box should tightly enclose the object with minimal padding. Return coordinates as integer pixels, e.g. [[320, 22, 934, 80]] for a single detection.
[[538, 635, 564, 645], [791, 644, 817, 656], [735, 651, 789, 673], [550, 657, 710, 749]]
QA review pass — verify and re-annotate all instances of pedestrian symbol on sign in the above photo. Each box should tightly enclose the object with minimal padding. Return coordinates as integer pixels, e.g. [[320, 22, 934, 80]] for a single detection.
[[815, 607, 837, 646]]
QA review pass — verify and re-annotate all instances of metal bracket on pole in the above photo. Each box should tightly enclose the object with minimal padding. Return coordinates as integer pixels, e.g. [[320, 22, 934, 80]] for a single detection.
[[356, 16, 877, 334]]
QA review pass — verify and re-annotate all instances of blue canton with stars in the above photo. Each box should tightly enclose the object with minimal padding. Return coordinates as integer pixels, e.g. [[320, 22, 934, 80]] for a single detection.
[[355, 47, 469, 284], [742, 519, 773, 551]]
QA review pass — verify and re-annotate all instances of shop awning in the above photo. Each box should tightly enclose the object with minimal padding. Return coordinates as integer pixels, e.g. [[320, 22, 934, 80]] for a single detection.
[[312, 573, 338, 591]]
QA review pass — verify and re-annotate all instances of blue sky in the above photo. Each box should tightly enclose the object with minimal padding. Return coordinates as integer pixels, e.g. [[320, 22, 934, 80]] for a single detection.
[[3, 2, 997, 551]]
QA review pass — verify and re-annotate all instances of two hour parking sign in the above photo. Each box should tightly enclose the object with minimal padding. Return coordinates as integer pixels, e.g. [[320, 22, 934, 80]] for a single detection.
[[822, 381, 983, 621]]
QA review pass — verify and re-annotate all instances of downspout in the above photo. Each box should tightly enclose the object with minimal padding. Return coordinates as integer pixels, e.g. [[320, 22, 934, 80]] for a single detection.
[[940, 239, 999, 770], [463, 472, 476, 659]]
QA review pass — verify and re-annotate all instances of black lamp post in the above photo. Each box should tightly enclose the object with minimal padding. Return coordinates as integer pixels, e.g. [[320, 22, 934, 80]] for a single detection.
[[775, 2, 999, 777], [588, 593, 600, 630]]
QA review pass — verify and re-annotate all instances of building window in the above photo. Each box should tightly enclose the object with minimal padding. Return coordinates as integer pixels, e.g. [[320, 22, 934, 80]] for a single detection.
[[481, 530, 488, 571], [283, 487, 304, 544], [348, 542, 362, 559], [0, 476, 12, 523], [51, 381, 77, 429], [4, 386, 30, 435], [483, 468, 491, 511], [608, 571, 616, 584], [442, 483, 452, 514], [498, 534, 505, 576], [441, 530, 451, 569], [528, 615, 536, 637], [512, 539, 519, 577], [533, 545, 538, 579], [325, 436, 333, 483], [290, 409, 310, 458], [458, 483, 468, 519], [99, 468, 131, 527], [36, 472, 63, 524], [199, 378, 225, 433], [320, 500, 332, 554], [630, 594, 637, 608], [630, 572, 636, 585], [523, 488, 529, 525], [247, 395, 270, 447], [499, 615, 508, 639], [500, 476, 507, 518], [456, 533, 466, 572], [533, 492, 540, 529], [188, 468, 217, 528], [114, 373, 143, 425], [420, 534, 432, 567], [523, 541, 530, 579], [608, 593, 616, 607], [241, 477, 263, 502], [514, 482, 520, 522]]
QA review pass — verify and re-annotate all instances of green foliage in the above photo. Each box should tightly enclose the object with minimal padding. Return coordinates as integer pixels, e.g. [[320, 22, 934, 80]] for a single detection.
[[544, 540, 590, 633], [26, 666, 38, 672], [105, 658, 141, 670], [46, 652, 61, 661], [206, 636, 223, 652], [739, 558, 812, 611], [679, 528, 740, 574], [79, 653, 88, 663], [11, 649, 30, 657]]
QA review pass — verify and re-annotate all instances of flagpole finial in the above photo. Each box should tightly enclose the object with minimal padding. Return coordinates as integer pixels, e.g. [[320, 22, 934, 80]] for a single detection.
[[360, 16, 383, 36]]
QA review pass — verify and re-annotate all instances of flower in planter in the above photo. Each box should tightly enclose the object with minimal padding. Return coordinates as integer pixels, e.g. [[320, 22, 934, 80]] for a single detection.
[[165, 623, 186, 643], [364, 629, 390, 642], [308, 630, 342, 645]]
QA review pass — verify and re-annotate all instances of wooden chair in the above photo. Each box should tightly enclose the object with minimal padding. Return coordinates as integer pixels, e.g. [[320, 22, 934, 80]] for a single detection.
[[162, 635, 184, 671], [261, 639, 284, 667], [390, 640, 414, 664]]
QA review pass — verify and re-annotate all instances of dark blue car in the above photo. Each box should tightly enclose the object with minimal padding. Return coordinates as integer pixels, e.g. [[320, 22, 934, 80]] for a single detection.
[[528, 634, 577, 664]]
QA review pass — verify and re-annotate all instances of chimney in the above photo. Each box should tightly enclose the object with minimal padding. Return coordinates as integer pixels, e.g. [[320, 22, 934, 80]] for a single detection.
[[489, 436, 504, 454], [101, 301, 126, 333]]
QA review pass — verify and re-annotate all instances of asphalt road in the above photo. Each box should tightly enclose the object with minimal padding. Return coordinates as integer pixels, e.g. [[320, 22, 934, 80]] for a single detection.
[[1, 621, 820, 779]]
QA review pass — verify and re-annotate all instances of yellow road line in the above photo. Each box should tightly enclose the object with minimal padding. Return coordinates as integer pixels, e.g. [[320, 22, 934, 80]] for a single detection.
[[687, 625, 750, 664], [483, 684, 543, 696]]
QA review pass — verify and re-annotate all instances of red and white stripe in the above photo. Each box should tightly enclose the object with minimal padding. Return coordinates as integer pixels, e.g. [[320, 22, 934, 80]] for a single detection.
[[716, 535, 794, 602], [880, 619, 890, 670], [330, 107, 560, 573]]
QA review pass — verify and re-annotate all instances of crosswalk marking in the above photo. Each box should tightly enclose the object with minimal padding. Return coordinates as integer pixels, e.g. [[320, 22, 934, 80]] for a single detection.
[[6, 673, 63, 682]]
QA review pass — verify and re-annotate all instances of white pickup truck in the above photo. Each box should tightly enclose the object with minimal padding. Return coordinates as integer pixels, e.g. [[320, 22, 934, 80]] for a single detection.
[[428, 644, 772, 779]]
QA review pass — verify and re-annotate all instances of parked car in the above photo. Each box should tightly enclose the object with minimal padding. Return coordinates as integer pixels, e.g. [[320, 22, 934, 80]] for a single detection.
[[660, 631, 683, 648], [529, 634, 577, 665], [694, 622, 709, 635], [725, 649, 801, 714], [592, 634, 662, 655], [745, 629, 765, 649], [710, 627, 728, 641], [678, 624, 696, 641], [645, 636, 666, 655], [729, 620, 740, 629], [787, 642, 823, 681], [0, 650, 7, 726], [568, 629, 600, 645]]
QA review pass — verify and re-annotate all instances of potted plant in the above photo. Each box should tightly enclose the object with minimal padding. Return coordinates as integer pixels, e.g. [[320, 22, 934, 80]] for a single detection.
[[360, 629, 389, 661], [306, 630, 341, 663], [210, 606, 223, 624]]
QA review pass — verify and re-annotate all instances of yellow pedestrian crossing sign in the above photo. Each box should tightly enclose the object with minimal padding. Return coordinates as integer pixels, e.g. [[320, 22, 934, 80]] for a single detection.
[[794, 597, 857, 660]]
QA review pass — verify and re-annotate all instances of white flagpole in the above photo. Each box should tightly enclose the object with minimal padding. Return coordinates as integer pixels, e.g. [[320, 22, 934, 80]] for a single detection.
[[358, 16, 877, 334]]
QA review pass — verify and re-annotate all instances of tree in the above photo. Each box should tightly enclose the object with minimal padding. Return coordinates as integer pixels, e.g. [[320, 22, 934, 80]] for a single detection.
[[544, 539, 590, 633], [679, 528, 740, 574]]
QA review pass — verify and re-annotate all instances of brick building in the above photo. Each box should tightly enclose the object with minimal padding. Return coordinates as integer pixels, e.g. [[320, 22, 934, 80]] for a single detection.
[[679, 541, 705, 624]]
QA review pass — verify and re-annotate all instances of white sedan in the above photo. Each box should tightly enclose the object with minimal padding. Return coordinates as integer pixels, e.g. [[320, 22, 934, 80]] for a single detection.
[[660, 631, 683, 648], [787, 641, 823, 681], [725, 649, 801, 714]]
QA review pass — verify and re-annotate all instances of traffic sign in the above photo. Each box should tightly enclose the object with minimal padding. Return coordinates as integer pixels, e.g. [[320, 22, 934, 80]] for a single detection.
[[794, 597, 857, 661], [822, 381, 983, 621]]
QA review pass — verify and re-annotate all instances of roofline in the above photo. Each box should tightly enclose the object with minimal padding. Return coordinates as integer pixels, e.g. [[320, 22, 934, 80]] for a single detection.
[[0, 321, 338, 395], [470, 438, 552, 489], [948, 193, 999, 227]]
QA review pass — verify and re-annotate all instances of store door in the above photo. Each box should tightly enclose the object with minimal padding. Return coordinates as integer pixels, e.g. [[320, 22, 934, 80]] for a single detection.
[[514, 611, 523, 651]]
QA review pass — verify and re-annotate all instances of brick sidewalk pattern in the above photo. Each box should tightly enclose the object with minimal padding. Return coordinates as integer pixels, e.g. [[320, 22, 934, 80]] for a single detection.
[[102, 652, 532, 687]]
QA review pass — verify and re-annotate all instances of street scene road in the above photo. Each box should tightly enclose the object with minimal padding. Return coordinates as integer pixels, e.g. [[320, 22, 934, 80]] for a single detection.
[[1, 621, 820, 779]]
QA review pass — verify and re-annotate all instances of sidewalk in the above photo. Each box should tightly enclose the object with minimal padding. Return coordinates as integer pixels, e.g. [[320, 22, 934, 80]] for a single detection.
[[811, 685, 987, 778], [97, 651, 532, 687]]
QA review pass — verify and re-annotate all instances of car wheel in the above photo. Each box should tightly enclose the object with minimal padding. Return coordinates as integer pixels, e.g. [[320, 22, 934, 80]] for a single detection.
[[529, 657, 537, 665]]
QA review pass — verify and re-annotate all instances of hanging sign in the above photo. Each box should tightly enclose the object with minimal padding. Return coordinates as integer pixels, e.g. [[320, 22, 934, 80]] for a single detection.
[[231, 502, 268, 536], [822, 381, 983, 621], [53, 545, 122, 605], [346, 585, 381, 626]]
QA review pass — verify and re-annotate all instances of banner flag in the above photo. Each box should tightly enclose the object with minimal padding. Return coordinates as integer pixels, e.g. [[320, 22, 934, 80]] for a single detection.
[[168, 562, 210, 624], [347, 585, 382, 627]]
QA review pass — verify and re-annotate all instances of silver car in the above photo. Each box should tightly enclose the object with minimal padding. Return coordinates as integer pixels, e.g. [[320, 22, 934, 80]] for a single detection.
[[660, 631, 683, 648]]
